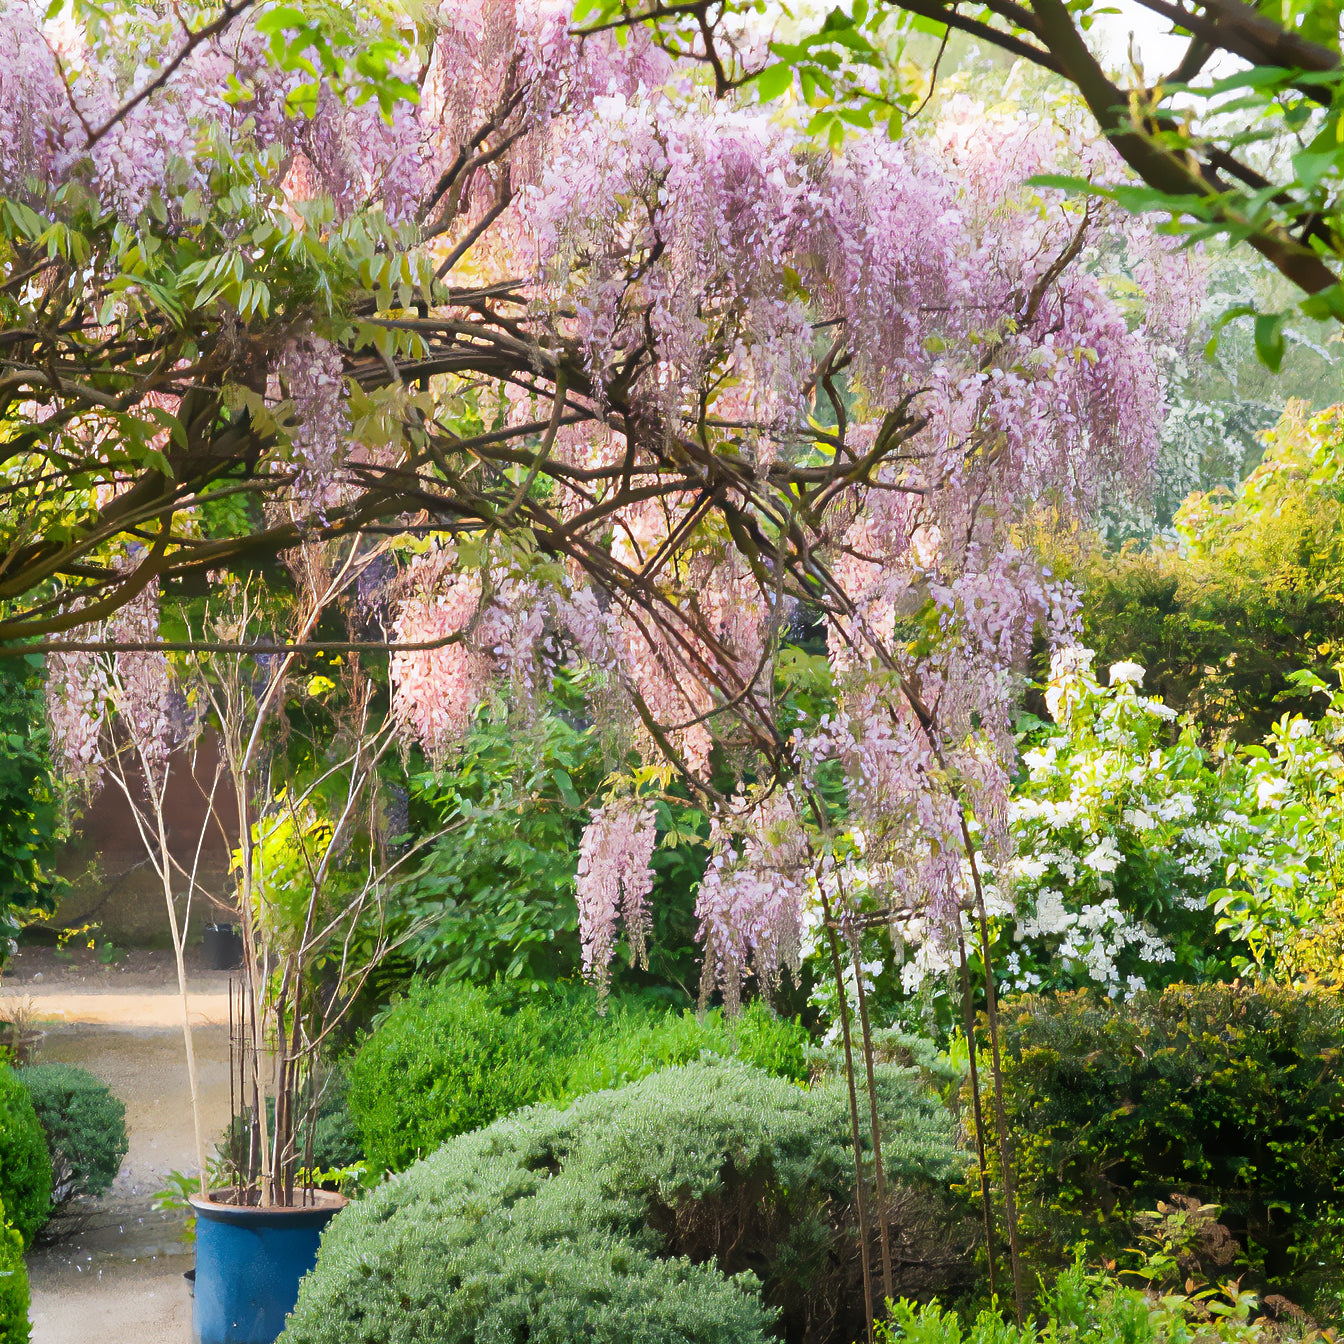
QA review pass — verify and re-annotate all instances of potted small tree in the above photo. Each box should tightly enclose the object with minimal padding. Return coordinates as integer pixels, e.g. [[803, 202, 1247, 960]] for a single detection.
[[52, 542, 443, 1344], [185, 557, 444, 1344]]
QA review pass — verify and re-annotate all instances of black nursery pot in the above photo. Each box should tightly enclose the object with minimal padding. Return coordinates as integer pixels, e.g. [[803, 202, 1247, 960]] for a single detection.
[[202, 924, 244, 971]]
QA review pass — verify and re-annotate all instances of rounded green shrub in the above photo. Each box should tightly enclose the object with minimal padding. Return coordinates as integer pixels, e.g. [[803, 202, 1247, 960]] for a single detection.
[[346, 979, 810, 1176], [346, 981, 573, 1174], [988, 982, 1344, 1313], [20, 1064, 127, 1214], [0, 1064, 49, 1248], [284, 1060, 968, 1344], [0, 1196, 30, 1344]]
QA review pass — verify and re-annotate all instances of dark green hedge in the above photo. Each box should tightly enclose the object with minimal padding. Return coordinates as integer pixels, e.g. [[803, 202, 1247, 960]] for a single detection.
[[0, 1064, 49, 1249], [284, 1060, 969, 1344], [21, 1064, 128, 1213], [346, 980, 809, 1175], [988, 982, 1344, 1310]]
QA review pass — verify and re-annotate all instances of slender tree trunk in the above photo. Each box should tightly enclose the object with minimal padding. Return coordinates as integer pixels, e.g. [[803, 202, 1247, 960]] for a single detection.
[[956, 931, 997, 1304], [820, 890, 876, 1344], [849, 937, 894, 1304], [155, 807, 209, 1197]]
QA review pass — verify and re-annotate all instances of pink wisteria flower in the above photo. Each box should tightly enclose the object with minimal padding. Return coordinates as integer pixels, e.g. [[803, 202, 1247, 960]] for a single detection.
[[575, 799, 658, 998]]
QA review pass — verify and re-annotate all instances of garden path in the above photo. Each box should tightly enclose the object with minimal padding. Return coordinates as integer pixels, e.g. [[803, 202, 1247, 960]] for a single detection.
[[4, 947, 233, 1342]]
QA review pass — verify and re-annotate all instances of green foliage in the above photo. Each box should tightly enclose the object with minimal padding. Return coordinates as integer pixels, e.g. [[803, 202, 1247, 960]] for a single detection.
[[392, 710, 702, 995], [309, 1071, 363, 1173], [345, 979, 811, 1176], [875, 1261, 1263, 1344], [20, 1064, 128, 1214], [1213, 669, 1344, 979], [0, 1196, 29, 1344], [0, 659, 63, 964], [989, 982, 1344, 1313], [283, 1060, 967, 1344], [0, 1064, 50, 1249], [573, 0, 923, 148], [1077, 403, 1344, 744], [217, 1068, 363, 1179]]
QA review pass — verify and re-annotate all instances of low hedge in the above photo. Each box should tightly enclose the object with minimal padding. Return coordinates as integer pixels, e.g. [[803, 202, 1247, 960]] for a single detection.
[[987, 982, 1344, 1312], [0, 1196, 29, 1344], [283, 1060, 970, 1344], [0, 1064, 49, 1249], [21, 1064, 128, 1214], [346, 980, 810, 1175]]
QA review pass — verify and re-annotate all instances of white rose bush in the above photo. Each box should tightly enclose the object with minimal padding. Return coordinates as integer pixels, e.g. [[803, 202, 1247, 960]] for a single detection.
[[811, 646, 1256, 1031]]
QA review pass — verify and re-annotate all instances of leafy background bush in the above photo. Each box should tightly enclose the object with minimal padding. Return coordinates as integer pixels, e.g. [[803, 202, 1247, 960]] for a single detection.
[[0, 658, 63, 967], [345, 979, 810, 1175], [0, 1196, 30, 1344], [284, 1060, 968, 1344], [985, 982, 1344, 1314], [20, 1064, 127, 1215], [1212, 670, 1344, 978], [0, 1063, 49, 1248], [388, 711, 705, 997], [1075, 401, 1344, 745], [874, 1260, 1263, 1344], [217, 1067, 362, 1181]]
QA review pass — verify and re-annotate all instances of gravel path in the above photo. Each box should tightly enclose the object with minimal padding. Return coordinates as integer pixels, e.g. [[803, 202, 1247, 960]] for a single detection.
[[4, 947, 235, 1343]]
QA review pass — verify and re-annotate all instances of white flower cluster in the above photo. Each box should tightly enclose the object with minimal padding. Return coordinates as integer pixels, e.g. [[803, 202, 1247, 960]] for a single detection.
[[997, 647, 1235, 997]]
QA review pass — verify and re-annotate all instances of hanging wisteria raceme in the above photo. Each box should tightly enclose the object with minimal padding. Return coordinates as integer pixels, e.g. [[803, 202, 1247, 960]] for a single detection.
[[574, 798, 658, 996], [388, 551, 492, 770], [45, 639, 108, 799], [275, 336, 351, 506], [693, 791, 809, 1013], [106, 572, 175, 791], [11, 0, 1201, 1013]]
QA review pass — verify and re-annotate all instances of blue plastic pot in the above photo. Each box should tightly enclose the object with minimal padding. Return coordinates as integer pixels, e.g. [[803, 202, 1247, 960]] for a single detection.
[[189, 1191, 346, 1344]]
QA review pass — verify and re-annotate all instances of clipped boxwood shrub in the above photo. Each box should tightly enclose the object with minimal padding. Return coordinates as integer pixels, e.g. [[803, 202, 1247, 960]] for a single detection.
[[20, 1064, 128, 1214], [0, 1064, 49, 1248], [346, 979, 809, 1175], [284, 1060, 969, 1344], [0, 1196, 29, 1344], [989, 982, 1344, 1310]]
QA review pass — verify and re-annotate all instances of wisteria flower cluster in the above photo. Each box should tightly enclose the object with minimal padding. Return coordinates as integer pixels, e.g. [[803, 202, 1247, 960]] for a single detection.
[[574, 797, 657, 997]]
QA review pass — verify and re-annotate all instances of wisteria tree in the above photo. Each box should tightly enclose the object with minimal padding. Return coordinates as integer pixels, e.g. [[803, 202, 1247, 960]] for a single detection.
[[7, 0, 1197, 1323]]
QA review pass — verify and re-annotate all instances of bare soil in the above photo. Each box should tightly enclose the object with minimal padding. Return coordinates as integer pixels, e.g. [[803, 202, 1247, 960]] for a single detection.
[[3, 945, 235, 1342]]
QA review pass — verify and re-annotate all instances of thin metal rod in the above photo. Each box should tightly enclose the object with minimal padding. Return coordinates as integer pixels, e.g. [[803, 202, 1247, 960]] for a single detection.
[[820, 890, 876, 1344], [849, 936, 894, 1304], [957, 932, 998, 1305]]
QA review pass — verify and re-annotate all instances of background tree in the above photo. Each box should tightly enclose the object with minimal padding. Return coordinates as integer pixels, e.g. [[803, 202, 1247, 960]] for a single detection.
[[0, 658, 63, 964]]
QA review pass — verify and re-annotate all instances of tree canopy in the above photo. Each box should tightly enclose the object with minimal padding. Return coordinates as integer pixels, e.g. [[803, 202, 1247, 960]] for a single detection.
[[7, 0, 1193, 1036]]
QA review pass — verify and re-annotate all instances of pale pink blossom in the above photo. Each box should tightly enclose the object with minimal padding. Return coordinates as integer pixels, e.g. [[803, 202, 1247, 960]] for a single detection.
[[575, 799, 658, 997]]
